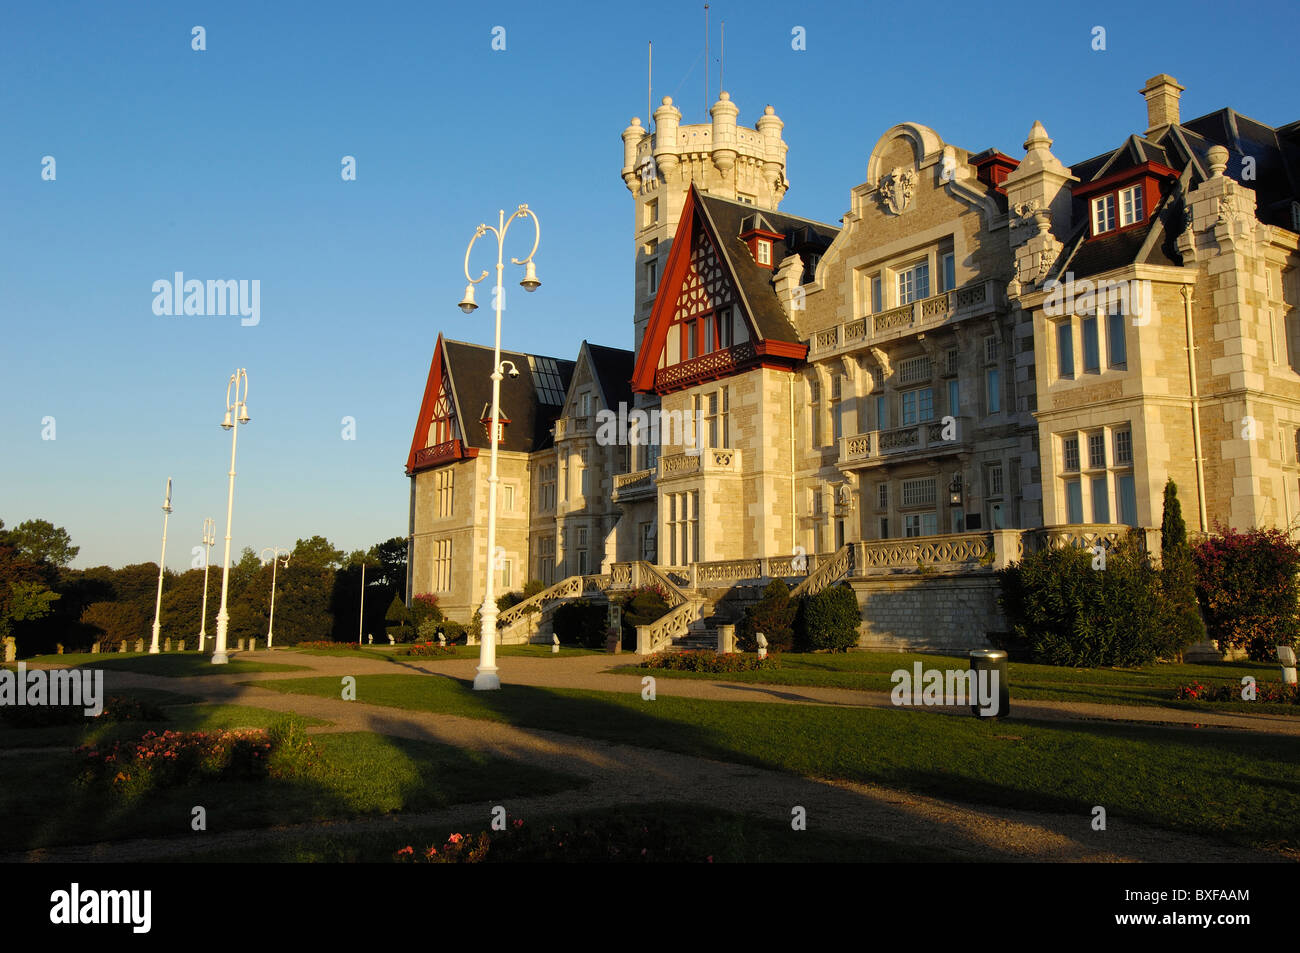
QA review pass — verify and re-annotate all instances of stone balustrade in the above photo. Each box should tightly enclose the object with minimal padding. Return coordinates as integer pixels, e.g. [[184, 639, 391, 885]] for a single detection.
[[808, 278, 1001, 358]]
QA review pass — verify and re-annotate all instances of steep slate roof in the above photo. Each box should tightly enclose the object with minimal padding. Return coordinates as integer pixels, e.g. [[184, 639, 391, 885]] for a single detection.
[[1054, 106, 1300, 281], [695, 191, 840, 342], [584, 341, 635, 409]]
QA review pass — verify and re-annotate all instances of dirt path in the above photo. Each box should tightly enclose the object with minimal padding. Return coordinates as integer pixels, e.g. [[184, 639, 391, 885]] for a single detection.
[[5, 651, 1293, 863]]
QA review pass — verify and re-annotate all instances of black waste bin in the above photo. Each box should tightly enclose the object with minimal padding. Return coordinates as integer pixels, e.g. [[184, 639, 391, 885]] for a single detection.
[[968, 648, 1009, 718]]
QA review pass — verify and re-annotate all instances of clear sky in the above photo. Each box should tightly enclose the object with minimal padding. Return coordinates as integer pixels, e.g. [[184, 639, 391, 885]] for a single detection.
[[3, 0, 1298, 571]]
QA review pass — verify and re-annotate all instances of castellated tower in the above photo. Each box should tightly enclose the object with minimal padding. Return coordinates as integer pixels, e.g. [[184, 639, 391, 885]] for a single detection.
[[621, 92, 789, 352]]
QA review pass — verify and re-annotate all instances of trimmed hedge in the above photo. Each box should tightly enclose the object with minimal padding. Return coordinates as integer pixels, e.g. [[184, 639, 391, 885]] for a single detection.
[[737, 580, 797, 653], [795, 583, 861, 652]]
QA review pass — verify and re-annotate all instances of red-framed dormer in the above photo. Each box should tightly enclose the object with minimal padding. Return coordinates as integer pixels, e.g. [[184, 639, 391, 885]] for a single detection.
[[738, 216, 784, 270], [970, 149, 1020, 195], [1074, 160, 1179, 239]]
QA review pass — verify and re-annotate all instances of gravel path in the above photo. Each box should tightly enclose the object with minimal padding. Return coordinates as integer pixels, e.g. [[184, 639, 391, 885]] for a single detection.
[[7, 651, 1295, 863]]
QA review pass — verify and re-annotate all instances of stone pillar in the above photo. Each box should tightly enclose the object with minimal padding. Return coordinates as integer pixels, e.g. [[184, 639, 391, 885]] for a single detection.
[[91, 641, 101, 654], [237, 638, 246, 652], [164, 638, 172, 652], [2, 637, 16, 662], [636, 624, 652, 655], [134, 639, 145, 653], [248, 638, 257, 652], [991, 529, 1022, 570], [716, 623, 736, 654], [117, 642, 127, 654]]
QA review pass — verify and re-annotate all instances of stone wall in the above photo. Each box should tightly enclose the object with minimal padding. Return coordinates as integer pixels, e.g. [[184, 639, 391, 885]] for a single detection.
[[848, 574, 1004, 653]]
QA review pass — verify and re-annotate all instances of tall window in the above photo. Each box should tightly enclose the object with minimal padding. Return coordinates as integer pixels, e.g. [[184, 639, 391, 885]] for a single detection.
[[877, 483, 889, 510], [942, 253, 956, 293], [875, 394, 888, 431], [1088, 432, 1106, 469], [809, 378, 822, 447], [435, 469, 454, 518], [1092, 194, 1116, 235], [1107, 306, 1127, 368], [871, 276, 882, 313], [1119, 185, 1144, 227], [537, 537, 554, 586], [757, 240, 771, 265], [904, 513, 938, 537], [432, 539, 452, 591], [898, 261, 930, 304], [579, 450, 590, 497], [1091, 476, 1110, 523], [1057, 322, 1075, 379], [1114, 428, 1133, 465], [500, 484, 515, 512], [1063, 436, 1080, 472], [1065, 481, 1084, 523], [985, 369, 1000, 415], [539, 465, 556, 511], [1116, 474, 1138, 526], [830, 375, 843, 441], [948, 379, 960, 417], [901, 387, 934, 425], [701, 386, 730, 449], [1082, 315, 1100, 373], [646, 259, 659, 295]]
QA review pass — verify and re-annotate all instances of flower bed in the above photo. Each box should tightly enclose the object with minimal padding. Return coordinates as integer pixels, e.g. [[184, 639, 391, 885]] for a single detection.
[[638, 651, 780, 673], [76, 720, 319, 797], [1173, 680, 1300, 704], [394, 815, 715, 863], [297, 640, 364, 651], [398, 642, 457, 657]]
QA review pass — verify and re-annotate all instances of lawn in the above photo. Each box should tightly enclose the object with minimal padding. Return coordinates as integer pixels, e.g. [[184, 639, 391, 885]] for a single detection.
[[254, 673, 1300, 849], [610, 652, 1296, 716], [0, 705, 584, 853], [186, 802, 971, 863], [9, 653, 307, 676], [290, 643, 604, 661]]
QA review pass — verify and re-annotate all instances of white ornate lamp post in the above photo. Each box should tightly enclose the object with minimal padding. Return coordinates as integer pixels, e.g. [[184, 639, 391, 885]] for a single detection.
[[197, 517, 216, 652], [261, 547, 290, 649], [457, 204, 541, 690], [212, 368, 250, 665], [148, 478, 174, 654]]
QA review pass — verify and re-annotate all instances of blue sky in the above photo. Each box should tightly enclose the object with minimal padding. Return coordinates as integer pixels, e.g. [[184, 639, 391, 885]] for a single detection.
[[3, 0, 1298, 571]]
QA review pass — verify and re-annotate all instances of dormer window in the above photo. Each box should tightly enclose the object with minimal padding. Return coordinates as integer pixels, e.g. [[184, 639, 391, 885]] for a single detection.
[[1119, 185, 1144, 227], [757, 240, 771, 266], [1092, 194, 1116, 235]]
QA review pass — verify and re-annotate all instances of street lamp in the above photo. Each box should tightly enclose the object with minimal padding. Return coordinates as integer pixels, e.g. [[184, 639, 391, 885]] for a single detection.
[[458, 204, 541, 690], [212, 368, 251, 665], [948, 472, 963, 506], [148, 478, 174, 654], [197, 518, 216, 652], [261, 547, 291, 649]]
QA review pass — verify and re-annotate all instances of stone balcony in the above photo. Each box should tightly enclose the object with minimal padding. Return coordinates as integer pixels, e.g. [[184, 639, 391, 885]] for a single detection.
[[838, 416, 970, 468], [809, 278, 1002, 358], [657, 446, 742, 481], [611, 467, 656, 503]]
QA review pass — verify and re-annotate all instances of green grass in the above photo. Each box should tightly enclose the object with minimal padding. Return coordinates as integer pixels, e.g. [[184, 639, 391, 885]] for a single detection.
[[256, 673, 1300, 849], [610, 652, 1297, 715], [8, 653, 307, 676], [184, 802, 970, 863], [0, 724, 584, 853]]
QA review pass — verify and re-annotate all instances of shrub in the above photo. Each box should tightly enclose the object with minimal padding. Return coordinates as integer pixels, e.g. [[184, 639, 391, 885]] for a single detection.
[[79, 600, 150, 649], [997, 533, 1189, 666], [496, 591, 525, 612], [1192, 527, 1300, 660], [409, 593, 443, 630], [440, 621, 468, 645], [1161, 480, 1207, 650], [385, 594, 414, 643], [551, 599, 607, 649], [522, 579, 547, 600], [416, 618, 442, 642], [639, 651, 780, 673], [0, 693, 167, 729], [297, 640, 361, 651], [400, 642, 457, 657], [795, 583, 861, 652], [737, 580, 796, 653]]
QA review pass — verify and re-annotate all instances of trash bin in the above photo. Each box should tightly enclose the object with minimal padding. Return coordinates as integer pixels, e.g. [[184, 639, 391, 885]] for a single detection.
[[968, 648, 1009, 718]]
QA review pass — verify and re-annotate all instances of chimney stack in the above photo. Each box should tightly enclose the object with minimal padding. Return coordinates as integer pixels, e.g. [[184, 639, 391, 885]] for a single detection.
[[1140, 74, 1185, 136]]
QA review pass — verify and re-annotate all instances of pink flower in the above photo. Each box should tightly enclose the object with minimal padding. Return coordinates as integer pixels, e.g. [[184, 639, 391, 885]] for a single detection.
[[448, 833, 463, 844]]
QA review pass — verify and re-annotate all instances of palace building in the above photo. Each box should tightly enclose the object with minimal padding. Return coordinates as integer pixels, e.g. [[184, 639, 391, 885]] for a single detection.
[[406, 74, 1300, 650]]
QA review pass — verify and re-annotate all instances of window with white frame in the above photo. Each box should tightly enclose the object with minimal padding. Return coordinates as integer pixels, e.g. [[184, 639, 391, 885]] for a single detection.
[[757, 240, 771, 265], [898, 356, 932, 385], [500, 483, 515, 512], [1087, 431, 1106, 469], [1092, 194, 1116, 234], [539, 464, 556, 511], [809, 377, 822, 447], [904, 513, 938, 537], [987, 463, 1004, 497], [1114, 428, 1133, 465], [1063, 436, 1080, 472], [877, 482, 889, 510], [984, 335, 1000, 364], [1119, 185, 1144, 227], [830, 375, 843, 441], [897, 261, 930, 305]]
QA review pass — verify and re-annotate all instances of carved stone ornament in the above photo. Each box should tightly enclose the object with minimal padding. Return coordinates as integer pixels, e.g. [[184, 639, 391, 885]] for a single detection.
[[877, 166, 917, 215]]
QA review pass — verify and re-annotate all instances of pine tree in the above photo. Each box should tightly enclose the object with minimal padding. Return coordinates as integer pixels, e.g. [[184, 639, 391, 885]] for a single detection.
[[1161, 479, 1207, 653]]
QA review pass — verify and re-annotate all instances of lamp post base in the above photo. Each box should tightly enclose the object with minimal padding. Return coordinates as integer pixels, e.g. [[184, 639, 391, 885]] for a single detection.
[[472, 667, 501, 691], [149, 623, 161, 654], [211, 651, 229, 665]]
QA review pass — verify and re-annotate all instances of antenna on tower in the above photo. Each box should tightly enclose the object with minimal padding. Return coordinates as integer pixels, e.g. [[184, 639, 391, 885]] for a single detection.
[[704, 4, 710, 116], [719, 20, 725, 93]]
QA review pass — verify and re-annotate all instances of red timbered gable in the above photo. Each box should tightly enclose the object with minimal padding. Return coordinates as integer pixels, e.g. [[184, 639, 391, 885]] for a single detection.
[[406, 333, 478, 474], [631, 186, 806, 395]]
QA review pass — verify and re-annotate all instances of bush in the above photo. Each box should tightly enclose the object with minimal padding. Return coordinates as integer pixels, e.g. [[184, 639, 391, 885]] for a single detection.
[[410, 593, 442, 630], [615, 587, 672, 650], [79, 600, 150, 648], [639, 651, 780, 673], [551, 599, 608, 649], [440, 621, 467, 645], [737, 580, 797, 653], [795, 583, 861, 652], [496, 591, 525, 612], [1173, 680, 1299, 704], [1193, 527, 1300, 661], [997, 533, 1188, 666], [0, 694, 167, 729], [385, 593, 414, 643], [522, 579, 547, 599], [400, 642, 457, 657]]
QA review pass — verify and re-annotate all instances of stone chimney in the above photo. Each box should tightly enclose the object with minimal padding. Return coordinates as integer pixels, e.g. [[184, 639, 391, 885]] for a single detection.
[[1140, 74, 1185, 136]]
